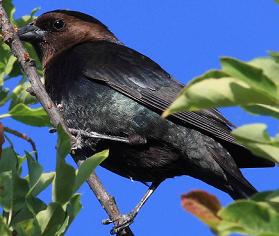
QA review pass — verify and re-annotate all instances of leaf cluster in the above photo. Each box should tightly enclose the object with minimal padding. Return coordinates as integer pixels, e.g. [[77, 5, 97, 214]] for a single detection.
[[182, 190, 279, 236], [0, 2, 108, 235], [166, 4, 279, 234], [164, 55, 279, 163], [0, 1, 47, 127], [0, 127, 108, 236], [169, 37, 279, 236]]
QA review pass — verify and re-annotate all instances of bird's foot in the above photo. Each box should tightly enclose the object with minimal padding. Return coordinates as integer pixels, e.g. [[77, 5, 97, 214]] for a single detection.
[[102, 211, 137, 235], [71, 131, 83, 151]]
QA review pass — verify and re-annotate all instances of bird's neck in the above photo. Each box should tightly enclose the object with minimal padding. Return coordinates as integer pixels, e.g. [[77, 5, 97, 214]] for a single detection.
[[44, 48, 79, 100]]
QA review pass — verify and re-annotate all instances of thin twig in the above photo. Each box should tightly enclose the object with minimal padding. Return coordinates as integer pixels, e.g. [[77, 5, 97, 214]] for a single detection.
[[0, 3, 134, 236], [4, 126, 38, 160]]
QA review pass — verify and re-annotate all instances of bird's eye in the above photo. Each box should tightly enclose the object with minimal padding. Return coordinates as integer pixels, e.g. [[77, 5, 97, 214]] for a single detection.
[[53, 19, 65, 30]]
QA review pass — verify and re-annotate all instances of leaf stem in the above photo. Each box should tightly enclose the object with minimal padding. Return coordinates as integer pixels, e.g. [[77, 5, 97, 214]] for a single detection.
[[4, 126, 38, 160], [0, 113, 11, 119], [7, 209, 12, 226]]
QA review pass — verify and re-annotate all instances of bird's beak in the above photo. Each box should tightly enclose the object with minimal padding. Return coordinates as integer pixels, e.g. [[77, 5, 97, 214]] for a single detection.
[[18, 23, 46, 42]]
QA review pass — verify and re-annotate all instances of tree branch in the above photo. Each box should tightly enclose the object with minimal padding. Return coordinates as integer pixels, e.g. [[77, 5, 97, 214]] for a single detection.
[[0, 3, 134, 236], [4, 126, 38, 160]]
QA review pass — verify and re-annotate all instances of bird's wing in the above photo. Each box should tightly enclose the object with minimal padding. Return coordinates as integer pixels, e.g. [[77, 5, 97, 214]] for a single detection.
[[76, 41, 235, 143], [74, 41, 273, 168]]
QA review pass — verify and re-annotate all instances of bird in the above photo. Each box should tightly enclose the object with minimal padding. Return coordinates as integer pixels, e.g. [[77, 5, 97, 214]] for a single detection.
[[18, 10, 274, 234]]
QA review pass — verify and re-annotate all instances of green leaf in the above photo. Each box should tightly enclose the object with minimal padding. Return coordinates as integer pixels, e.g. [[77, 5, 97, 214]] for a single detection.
[[0, 216, 11, 236], [249, 57, 279, 86], [22, 43, 43, 75], [243, 104, 279, 120], [233, 124, 270, 142], [163, 77, 273, 116], [56, 125, 71, 159], [26, 152, 43, 190], [0, 150, 28, 213], [0, 147, 18, 173], [0, 123, 3, 158], [26, 153, 54, 197], [13, 175, 29, 212], [29, 172, 55, 197], [2, 0, 15, 20], [218, 200, 279, 236], [9, 83, 38, 109], [7, 103, 50, 127], [163, 56, 279, 117], [12, 197, 46, 224], [74, 149, 108, 192], [52, 125, 76, 204], [269, 51, 279, 63], [67, 194, 82, 224], [55, 216, 70, 236], [16, 154, 27, 175], [221, 57, 278, 100], [4, 56, 17, 76], [252, 191, 279, 203], [0, 87, 10, 107], [36, 202, 66, 236], [14, 218, 41, 236], [53, 158, 76, 205], [57, 194, 82, 235], [217, 221, 250, 236], [0, 45, 19, 83], [15, 7, 40, 27], [190, 69, 229, 85], [232, 124, 279, 162], [25, 196, 47, 216], [0, 171, 13, 211], [53, 126, 75, 204]]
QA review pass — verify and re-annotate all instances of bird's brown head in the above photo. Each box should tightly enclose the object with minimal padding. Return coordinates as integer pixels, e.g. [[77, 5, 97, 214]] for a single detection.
[[18, 10, 119, 67]]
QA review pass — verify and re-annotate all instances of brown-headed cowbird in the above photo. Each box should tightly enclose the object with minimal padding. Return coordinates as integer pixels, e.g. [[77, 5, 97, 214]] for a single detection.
[[18, 10, 274, 233]]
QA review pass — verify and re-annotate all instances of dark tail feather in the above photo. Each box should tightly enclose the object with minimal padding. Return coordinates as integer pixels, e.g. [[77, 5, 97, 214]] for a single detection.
[[207, 144, 258, 200], [227, 176, 258, 200]]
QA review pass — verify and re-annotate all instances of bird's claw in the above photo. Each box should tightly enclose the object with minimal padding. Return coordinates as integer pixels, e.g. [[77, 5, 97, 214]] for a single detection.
[[110, 213, 135, 235], [102, 212, 136, 235], [69, 129, 83, 151], [111, 219, 133, 234]]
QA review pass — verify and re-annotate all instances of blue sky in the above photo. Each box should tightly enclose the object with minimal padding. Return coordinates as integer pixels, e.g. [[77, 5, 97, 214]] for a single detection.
[[4, 0, 279, 235]]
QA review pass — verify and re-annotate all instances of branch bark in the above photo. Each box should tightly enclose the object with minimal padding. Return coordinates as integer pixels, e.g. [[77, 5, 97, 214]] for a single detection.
[[0, 3, 134, 236], [4, 126, 38, 160]]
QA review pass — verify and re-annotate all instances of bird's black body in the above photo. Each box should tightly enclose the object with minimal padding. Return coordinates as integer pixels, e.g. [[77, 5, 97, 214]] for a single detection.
[[18, 10, 274, 201], [44, 40, 267, 199]]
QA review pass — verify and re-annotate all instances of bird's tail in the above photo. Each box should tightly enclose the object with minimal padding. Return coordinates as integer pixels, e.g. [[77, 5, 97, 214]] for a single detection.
[[188, 133, 258, 200], [207, 141, 258, 200], [227, 175, 257, 200]]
